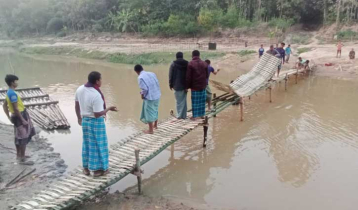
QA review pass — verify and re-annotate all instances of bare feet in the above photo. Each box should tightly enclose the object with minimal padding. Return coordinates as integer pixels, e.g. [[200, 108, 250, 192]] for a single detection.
[[83, 168, 90, 176], [143, 130, 154, 134]]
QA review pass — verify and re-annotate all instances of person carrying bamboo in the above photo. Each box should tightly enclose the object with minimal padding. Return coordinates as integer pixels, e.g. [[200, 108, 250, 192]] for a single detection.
[[135, 65, 161, 134], [75, 71, 117, 177], [169, 52, 189, 119], [186, 50, 209, 121], [3, 74, 36, 164]]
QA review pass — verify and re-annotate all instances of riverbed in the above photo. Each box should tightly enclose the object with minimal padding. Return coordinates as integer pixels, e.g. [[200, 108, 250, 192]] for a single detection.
[[1, 50, 358, 210]]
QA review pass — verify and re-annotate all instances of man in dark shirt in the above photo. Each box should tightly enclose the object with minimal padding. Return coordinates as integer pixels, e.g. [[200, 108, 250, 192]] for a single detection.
[[186, 50, 208, 120], [169, 52, 189, 119], [275, 43, 286, 77]]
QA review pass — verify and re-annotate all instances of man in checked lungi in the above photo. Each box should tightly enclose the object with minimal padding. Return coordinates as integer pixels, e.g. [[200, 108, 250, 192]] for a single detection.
[[3, 74, 36, 164], [186, 50, 209, 121], [75, 71, 117, 177], [134, 65, 161, 134]]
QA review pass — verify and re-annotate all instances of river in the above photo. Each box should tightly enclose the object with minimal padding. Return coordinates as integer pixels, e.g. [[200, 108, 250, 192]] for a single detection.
[[1, 49, 358, 210]]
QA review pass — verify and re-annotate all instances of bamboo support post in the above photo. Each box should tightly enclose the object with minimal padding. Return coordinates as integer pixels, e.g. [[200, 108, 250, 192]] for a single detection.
[[296, 69, 299, 84], [239, 97, 244, 122], [213, 93, 217, 117], [269, 87, 272, 103], [285, 73, 288, 91], [134, 149, 142, 194], [203, 116, 209, 148]]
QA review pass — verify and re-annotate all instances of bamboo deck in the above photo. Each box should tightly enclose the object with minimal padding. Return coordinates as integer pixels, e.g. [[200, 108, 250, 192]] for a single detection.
[[14, 95, 239, 210], [0, 88, 70, 130]]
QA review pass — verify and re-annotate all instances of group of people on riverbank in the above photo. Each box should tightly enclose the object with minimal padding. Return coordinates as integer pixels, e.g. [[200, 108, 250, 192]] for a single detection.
[[2, 49, 217, 176]]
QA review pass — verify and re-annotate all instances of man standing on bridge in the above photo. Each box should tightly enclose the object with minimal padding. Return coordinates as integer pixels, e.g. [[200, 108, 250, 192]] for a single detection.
[[3, 74, 36, 164], [135, 65, 161, 134], [75, 71, 117, 177], [186, 50, 209, 121], [169, 52, 189, 119]]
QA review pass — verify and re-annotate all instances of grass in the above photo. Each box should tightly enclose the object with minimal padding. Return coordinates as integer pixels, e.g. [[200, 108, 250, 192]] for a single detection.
[[291, 34, 311, 45], [20, 47, 226, 65], [337, 30, 358, 40], [297, 47, 312, 55], [238, 50, 256, 56]]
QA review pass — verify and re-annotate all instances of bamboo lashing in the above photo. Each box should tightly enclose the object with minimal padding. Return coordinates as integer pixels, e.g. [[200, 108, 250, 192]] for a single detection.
[[0, 87, 70, 130]]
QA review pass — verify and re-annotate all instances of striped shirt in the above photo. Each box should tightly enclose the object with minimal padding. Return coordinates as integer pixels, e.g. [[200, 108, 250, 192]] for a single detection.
[[138, 71, 161, 100]]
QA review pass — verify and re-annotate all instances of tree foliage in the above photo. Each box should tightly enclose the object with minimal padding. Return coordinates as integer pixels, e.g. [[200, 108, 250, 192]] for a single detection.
[[0, 0, 357, 37]]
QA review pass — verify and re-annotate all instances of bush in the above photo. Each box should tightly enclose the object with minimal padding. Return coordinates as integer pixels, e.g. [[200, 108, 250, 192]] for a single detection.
[[297, 47, 311, 54], [198, 8, 222, 32], [92, 23, 104, 32], [268, 18, 294, 30], [141, 21, 168, 36], [238, 50, 256, 56], [291, 34, 311, 45], [46, 18, 64, 32], [56, 31, 66, 37], [220, 6, 239, 28], [337, 30, 358, 40]]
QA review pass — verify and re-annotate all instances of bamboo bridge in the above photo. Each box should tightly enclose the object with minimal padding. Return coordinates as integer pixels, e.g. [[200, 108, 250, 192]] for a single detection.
[[14, 54, 314, 210]]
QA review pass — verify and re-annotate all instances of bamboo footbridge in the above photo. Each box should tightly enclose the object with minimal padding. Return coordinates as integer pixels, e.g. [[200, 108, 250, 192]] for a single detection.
[[14, 54, 314, 210], [0, 87, 70, 130]]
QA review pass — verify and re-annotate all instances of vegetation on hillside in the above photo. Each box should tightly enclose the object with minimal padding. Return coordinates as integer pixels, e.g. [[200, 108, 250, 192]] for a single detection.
[[0, 0, 357, 38]]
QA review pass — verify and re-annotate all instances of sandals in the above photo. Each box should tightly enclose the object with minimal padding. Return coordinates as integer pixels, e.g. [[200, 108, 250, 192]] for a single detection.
[[93, 170, 109, 177]]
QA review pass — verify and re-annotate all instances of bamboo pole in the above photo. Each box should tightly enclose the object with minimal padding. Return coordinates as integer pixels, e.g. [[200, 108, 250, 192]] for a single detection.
[[203, 116, 209, 148], [134, 149, 142, 194], [285, 73, 288, 91], [296, 69, 299, 84], [213, 93, 217, 117], [239, 97, 244, 122], [269, 87, 272, 103]]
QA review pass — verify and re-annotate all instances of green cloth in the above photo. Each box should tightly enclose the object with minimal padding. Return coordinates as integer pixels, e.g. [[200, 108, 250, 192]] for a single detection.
[[174, 90, 187, 119], [140, 99, 160, 124]]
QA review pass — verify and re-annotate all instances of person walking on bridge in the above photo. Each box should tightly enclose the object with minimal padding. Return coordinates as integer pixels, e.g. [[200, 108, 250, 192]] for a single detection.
[[75, 71, 117, 177], [3, 74, 36, 164], [186, 50, 209, 121], [205, 59, 220, 111], [135, 65, 161, 134], [169, 52, 189, 119]]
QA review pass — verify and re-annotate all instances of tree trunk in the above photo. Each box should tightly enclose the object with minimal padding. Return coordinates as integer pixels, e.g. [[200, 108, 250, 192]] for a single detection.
[[323, 0, 327, 24], [336, 0, 342, 30], [258, 0, 262, 21]]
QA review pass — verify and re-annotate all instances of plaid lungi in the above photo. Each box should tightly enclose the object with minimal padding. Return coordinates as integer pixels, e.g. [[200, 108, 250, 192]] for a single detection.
[[206, 85, 212, 102], [191, 89, 206, 118], [82, 117, 109, 171]]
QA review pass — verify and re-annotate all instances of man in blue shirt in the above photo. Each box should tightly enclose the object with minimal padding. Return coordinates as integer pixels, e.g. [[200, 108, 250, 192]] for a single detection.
[[204, 60, 220, 111], [275, 43, 286, 77], [285, 44, 292, 63], [135, 65, 161, 134]]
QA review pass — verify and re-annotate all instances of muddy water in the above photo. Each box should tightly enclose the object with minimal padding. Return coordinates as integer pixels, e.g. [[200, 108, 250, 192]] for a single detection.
[[1, 50, 358, 210]]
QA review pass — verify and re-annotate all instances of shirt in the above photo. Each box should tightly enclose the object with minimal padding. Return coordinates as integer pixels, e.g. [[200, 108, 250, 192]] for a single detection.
[[285, 47, 292, 55], [6, 88, 25, 114], [207, 65, 215, 85], [138, 71, 161, 101], [259, 48, 265, 55], [75, 85, 104, 118], [275, 48, 286, 60]]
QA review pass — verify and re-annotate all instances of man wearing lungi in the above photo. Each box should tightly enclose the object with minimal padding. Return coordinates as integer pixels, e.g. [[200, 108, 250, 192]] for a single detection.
[[186, 50, 209, 121], [204, 59, 220, 111], [75, 71, 117, 177], [169, 52, 189, 119], [134, 65, 161, 134], [3, 75, 36, 163]]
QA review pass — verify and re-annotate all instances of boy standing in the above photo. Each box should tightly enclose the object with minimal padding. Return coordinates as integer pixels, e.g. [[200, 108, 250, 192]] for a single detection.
[[3, 75, 36, 163], [259, 44, 265, 58], [285, 44, 292, 63]]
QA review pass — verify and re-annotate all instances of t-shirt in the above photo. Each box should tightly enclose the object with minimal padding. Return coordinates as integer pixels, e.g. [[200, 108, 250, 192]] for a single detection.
[[6, 88, 25, 114], [285, 47, 292, 55], [259, 48, 265, 55], [75, 85, 104, 118], [207, 65, 215, 85], [275, 48, 285, 60]]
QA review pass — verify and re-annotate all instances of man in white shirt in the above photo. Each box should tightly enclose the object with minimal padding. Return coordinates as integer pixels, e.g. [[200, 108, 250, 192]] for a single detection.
[[75, 71, 117, 177]]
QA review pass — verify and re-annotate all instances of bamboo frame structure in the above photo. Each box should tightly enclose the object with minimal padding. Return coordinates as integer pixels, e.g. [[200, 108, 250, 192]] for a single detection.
[[0, 87, 70, 130]]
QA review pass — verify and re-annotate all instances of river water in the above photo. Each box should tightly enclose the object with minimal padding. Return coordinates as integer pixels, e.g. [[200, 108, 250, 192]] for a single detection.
[[1, 50, 358, 210]]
